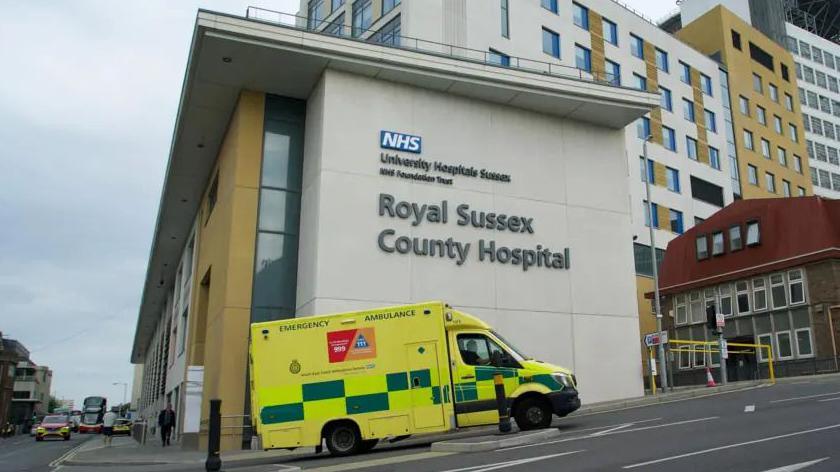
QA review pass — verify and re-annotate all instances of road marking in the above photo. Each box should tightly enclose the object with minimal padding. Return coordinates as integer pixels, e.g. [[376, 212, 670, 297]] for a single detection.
[[49, 438, 93, 468], [745, 405, 756, 413], [760, 457, 829, 472], [553, 418, 663, 437], [304, 451, 452, 472], [438, 450, 584, 472], [589, 423, 634, 437], [274, 466, 301, 471], [498, 417, 718, 452], [622, 423, 840, 469], [817, 397, 840, 402], [770, 391, 840, 403]]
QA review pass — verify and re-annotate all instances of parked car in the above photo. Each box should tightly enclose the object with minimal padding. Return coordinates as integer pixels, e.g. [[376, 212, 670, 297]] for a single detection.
[[29, 423, 40, 436], [35, 415, 72, 441], [112, 418, 132, 436]]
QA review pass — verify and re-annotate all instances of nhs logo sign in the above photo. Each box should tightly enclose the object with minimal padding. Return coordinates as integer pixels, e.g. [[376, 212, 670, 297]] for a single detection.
[[380, 130, 422, 154]]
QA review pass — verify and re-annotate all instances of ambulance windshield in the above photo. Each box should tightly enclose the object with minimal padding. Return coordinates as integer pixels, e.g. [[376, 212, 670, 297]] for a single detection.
[[491, 331, 530, 361]]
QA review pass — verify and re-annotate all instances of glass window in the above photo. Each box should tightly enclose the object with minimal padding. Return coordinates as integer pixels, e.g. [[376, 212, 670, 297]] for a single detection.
[[789, 123, 799, 142], [663, 126, 676, 151], [352, 0, 373, 37], [324, 13, 346, 35], [500, 0, 509, 38], [371, 15, 401, 46], [743, 129, 754, 150], [798, 186, 805, 196], [765, 172, 776, 193], [670, 209, 684, 234], [263, 120, 304, 190], [258, 189, 301, 233], [605, 59, 621, 86], [643, 200, 658, 227], [732, 30, 741, 50], [575, 44, 591, 72], [675, 295, 688, 325], [307, 0, 327, 29], [701, 73, 713, 95], [774, 115, 782, 134], [777, 147, 787, 166], [712, 231, 724, 255], [769, 83, 778, 102], [753, 73, 763, 93], [748, 164, 758, 185], [696, 235, 708, 260], [666, 167, 680, 192], [785, 93, 793, 111], [788, 270, 805, 304], [736, 281, 750, 314], [680, 61, 691, 84], [637, 117, 650, 140], [382, 0, 400, 15], [331, 0, 344, 11], [776, 332, 793, 359], [572, 2, 588, 29], [640, 157, 654, 183], [542, 28, 560, 58], [783, 179, 791, 197], [761, 138, 771, 159], [757, 334, 773, 362], [660, 87, 672, 111], [794, 155, 802, 173], [633, 73, 647, 91], [796, 328, 813, 357], [655, 48, 669, 72], [705, 109, 716, 132], [719, 285, 732, 317], [739, 96, 750, 115], [630, 34, 644, 59], [729, 225, 742, 251], [690, 291, 704, 323], [756, 105, 766, 125], [603, 18, 618, 45], [456, 333, 520, 368], [541, 0, 558, 13], [252, 232, 299, 315], [709, 146, 721, 170], [683, 99, 695, 122], [686, 136, 698, 159], [753, 278, 767, 311], [770, 273, 786, 308], [488, 48, 510, 67]]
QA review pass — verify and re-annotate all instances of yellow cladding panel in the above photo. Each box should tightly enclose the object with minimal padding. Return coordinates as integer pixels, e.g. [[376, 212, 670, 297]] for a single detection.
[[653, 162, 667, 188], [650, 108, 663, 146], [656, 204, 671, 232], [677, 5, 813, 198], [589, 10, 606, 79], [635, 276, 657, 373]]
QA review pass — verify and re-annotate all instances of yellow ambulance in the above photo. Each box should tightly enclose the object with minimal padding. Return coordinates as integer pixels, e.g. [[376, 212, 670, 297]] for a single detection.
[[249, 301, 579, 455]]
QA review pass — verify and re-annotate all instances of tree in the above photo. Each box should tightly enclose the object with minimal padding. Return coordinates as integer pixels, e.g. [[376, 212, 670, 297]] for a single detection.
[[47, 395, 59, 413]]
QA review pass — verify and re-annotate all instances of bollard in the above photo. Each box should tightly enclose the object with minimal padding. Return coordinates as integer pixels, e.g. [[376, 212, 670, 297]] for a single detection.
[[493, 372, 512, 434], [205, 399, 222, 472]]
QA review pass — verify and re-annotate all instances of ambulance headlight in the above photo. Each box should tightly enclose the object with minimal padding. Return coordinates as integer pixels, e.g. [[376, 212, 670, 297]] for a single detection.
[[551, 372, 575, 388]]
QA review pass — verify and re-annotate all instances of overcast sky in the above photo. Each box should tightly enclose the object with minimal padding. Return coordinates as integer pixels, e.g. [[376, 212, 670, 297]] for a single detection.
[[0, 0, 676, 410]]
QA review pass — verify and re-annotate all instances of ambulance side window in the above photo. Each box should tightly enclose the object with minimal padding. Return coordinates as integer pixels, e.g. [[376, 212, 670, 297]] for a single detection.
[[457, 334, 519, 368]]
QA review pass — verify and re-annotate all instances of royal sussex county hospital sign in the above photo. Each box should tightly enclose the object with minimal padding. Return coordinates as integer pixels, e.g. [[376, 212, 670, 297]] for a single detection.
[[375, 131, 570, 272]]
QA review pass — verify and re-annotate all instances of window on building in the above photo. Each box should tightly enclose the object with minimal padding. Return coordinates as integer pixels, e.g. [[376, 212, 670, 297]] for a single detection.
[[307, 0, 327, 29], [736, 281, 750, 314], [488, 48, 510, 67], [794, 155, 802, 173], [788, 270, 805, 304], [701, 73, 712, 95], [770, 273, 786, 308], [633, 243, 664, 277], [382, 0, 400, 15], [776, 331, 793, 359], [813, 46, 823, 64], [575, 44, 591, 72], [206, 172, 219, 223], [352, 0, 373, 36], [371, 15, 401, 46], [325, 13, 346, 35], [753, 73, 763, 93], [712, 231, 724, 255], [666, 167, 680, 192], [769, 83, 778, 102], [643, 200, 658, 227], [732, 30, 741, 50], [542, 0, 558, 13], [542, 28, 560, 58], [761, 138, 771, 159], [719, 284, 733, 316], [675, 294, 688, 325], [680, 61, 691, 84], [686, 136, 698, 159], [747, 164, 758, 185], [630, 34, 644, 59], [500, 0, 509, 38], [605, 59, 621, 86], [816, 70, 827, 88], [660, 86, 672, 111], [178, 307, 188, 356], [656, 48, 669, 72], [752, 277, 767, 311], [640, 156, 654, 183], [670, 209, 684, 234], [683, 99, 695, 122], [730, 225, 742, 251], [709, 146, 721, 170], [572, 2, 588, 29], [789, 123, 799, 142], [799, 40, 811, 59], [796, 328, 813, 357], [781, 63, 789, 81], [633, 73, 647, 91], [785, 93, 793, 111], [696, 235, 708, 260], [782, 179, 791, 197], [765, 172, 776, 192], [705, 109, 717, 132], [798, 186, 806, 196], [774, 115, 783, 134], [690, 176, 724, 207], [739, 96, 750, 115], [663, 126, 676, 151], [756, 105, 766, 125], [637, 117, 650, 140], [777, 147, 787, 166], [757, 333, 773, 362], [743, 129, 754, 150], [603, 18, 618, 45]]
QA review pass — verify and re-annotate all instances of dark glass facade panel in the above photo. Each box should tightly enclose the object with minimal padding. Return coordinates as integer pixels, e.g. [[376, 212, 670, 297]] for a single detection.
[[258, 189, 301, 234], [252, 233, 299, 319], [633, 243, 665, 277]]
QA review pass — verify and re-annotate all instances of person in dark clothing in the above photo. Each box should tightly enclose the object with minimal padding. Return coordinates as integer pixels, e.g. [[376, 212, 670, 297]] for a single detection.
[[158, 403, 176, 446]]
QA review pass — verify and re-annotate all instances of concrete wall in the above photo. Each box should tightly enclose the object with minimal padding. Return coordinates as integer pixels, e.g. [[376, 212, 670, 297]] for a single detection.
[[297, 69, 644, 404]]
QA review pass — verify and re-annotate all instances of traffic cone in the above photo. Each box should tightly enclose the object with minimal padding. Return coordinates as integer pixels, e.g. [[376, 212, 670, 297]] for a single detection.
[[705, 367, 716, 387]]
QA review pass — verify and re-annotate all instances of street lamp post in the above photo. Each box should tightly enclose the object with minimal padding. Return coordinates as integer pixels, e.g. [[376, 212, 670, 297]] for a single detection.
[[643, 136, 669, 392], [113, 382, 128, 411]]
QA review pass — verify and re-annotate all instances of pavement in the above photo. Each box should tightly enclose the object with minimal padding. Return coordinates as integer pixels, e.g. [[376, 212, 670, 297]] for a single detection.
[[27, 373, 840, 471]]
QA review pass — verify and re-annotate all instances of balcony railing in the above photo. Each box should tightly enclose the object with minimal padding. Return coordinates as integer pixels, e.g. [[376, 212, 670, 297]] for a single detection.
[[243, 7, 621, 87]]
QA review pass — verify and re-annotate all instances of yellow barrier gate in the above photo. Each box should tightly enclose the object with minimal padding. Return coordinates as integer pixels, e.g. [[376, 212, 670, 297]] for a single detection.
[[667, 339, 775, 386]]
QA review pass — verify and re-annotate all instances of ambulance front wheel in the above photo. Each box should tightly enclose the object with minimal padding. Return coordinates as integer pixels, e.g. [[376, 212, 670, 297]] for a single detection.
[[513, 396, 553, 430], [324, 421, 362, 456]]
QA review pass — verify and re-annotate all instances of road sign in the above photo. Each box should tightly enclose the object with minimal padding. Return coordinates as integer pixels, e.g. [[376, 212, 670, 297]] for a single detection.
[[720, 339, 729, 359], [649, 357, 658, 376], [716, 313, 725, 328], [644, 331, 669, 347]]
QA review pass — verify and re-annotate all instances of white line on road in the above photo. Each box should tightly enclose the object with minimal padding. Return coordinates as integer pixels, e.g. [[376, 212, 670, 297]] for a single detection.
[[770, 391, 840, 403], [759, 457, 830, 472], [498, 417, 718, 452], [438, 450, 584, 472], [589, 423, 634, 437], [622, 424, 840, 469], [745, 405, 756, 413], [48, 439, 90, 468], [817, 397, 840, 402]]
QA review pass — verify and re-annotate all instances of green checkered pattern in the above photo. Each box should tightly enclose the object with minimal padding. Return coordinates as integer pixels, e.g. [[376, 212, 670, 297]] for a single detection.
[[454, 367, 563, 403]]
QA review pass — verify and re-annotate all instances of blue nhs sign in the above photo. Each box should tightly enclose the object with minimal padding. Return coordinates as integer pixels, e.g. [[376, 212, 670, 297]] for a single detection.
[[380, 130, 422, 154]]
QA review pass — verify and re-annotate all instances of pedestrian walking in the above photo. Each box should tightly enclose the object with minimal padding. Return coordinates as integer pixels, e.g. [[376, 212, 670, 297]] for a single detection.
[[102, 408, 118, 446], [158, 403, 176, 447]]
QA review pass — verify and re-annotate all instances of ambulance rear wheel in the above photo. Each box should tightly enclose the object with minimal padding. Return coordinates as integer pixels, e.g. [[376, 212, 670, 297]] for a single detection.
[[514, 396, 552, 430], [324, 422, 362, 456]]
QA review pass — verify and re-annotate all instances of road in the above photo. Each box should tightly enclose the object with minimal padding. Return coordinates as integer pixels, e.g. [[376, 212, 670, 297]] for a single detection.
[[260, 375, 840, 472], [0, 431, 90, 472]]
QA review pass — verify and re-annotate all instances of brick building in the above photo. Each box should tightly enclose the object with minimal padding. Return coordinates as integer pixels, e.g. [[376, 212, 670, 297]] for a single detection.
[[655, 196, 840, 385]]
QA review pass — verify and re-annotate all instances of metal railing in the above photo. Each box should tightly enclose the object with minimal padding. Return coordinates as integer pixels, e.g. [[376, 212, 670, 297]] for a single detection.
[[243, 6, 622, 87]]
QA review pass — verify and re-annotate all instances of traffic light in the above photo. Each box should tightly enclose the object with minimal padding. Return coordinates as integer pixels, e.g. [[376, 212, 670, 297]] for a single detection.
[[706, 305, 716, 331]]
